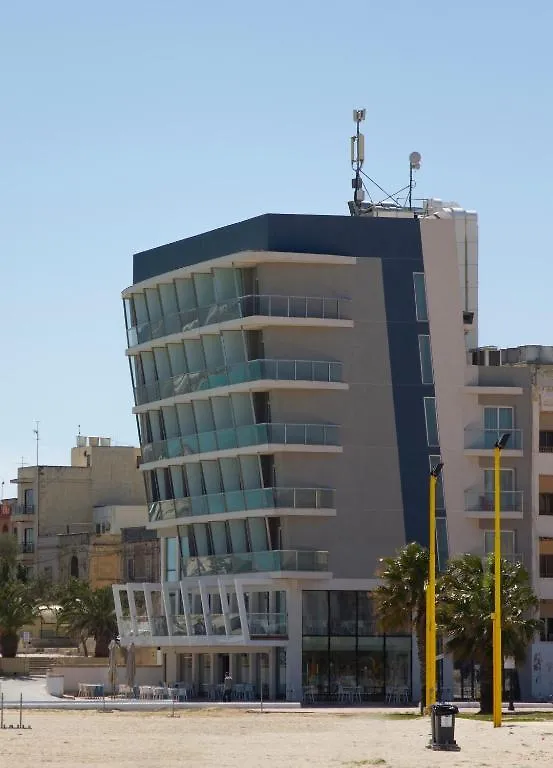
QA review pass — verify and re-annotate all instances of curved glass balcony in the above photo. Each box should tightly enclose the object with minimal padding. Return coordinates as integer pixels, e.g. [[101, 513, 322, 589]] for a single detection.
[[127, 294, 350, 347], [182, 549, 329, 576], [149, 487, 336, 522], [134, 358, 343, 406], [142, 423, 339, 464]]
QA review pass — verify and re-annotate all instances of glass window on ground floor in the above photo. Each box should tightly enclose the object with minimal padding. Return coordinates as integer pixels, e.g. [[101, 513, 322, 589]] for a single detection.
[[302, 590, 411, 700]]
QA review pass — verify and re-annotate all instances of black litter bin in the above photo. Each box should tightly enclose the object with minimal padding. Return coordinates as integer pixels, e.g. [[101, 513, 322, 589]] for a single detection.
[[430, 703, 459, 750]]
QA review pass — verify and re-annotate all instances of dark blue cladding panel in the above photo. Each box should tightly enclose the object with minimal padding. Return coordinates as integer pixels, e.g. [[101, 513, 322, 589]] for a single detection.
[[380, 235, 435, 548], [133, 213, 426, 283]]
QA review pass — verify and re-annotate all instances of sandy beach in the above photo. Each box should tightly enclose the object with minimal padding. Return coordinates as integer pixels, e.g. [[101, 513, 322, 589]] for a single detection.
[[1, 709, 553, 768]]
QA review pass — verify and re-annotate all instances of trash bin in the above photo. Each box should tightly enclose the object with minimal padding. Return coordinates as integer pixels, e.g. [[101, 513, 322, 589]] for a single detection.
[[430, 703, 459, 750]]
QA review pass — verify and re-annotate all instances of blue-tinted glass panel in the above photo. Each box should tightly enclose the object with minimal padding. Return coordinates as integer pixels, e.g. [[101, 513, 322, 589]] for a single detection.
[[418, 335, 433, 385], [413, 273, 428, 322], [424, 397, 439, 447]]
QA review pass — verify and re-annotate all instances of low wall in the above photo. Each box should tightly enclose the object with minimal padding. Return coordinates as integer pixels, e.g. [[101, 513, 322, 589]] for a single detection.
[[0, 657, 30, 676], [51, 664, 163, 695]]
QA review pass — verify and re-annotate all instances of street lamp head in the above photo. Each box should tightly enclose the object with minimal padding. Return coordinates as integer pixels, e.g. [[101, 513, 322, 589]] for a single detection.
[[430, 462, 444, 478], [495, 432, 511, 450]]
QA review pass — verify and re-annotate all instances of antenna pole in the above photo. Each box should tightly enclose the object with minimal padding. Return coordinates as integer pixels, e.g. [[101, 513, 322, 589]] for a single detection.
[[350, 109, 366, 214], [408, 164, 413, 210]]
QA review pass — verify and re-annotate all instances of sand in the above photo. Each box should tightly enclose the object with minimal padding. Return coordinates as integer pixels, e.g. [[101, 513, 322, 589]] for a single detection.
[[1, 709, 553, 767]]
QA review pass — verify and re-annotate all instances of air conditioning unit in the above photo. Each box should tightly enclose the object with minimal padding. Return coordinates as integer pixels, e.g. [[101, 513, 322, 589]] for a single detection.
[[471, 347, 500, 367], [88, 437, 99, 447], [76, 436, 87, 448], [99, 437, 112, 447]]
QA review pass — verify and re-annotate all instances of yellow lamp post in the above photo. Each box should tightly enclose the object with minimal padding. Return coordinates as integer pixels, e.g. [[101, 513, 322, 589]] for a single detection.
[[493, 432, 510, 728], [426, 461, 444, 710]]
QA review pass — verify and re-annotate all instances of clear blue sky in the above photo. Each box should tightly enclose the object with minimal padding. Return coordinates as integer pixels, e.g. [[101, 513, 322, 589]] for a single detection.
[[1, 0, 552, 489]]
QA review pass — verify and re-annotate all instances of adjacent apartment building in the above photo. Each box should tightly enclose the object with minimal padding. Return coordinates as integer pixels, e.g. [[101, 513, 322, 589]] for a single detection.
[[11, 436, 147, 582], [114, 203, 488, 701]]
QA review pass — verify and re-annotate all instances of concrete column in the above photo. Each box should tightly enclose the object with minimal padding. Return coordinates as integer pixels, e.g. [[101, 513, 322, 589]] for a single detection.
[[192, 653, 199, 693], [165, 649, 177, 685], [268, 647, 276, 700], [210, 653, 216, 686], [285, 582, 302, 702], [248, 653, 255, 685]]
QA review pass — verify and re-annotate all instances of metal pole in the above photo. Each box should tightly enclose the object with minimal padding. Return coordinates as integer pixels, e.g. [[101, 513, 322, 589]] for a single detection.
[[19, 693, 22, 728], [425, 581, 430, 711], [1, 692, 4, 729], [493, 444, 502, 728], [428, 473, 437, 708]]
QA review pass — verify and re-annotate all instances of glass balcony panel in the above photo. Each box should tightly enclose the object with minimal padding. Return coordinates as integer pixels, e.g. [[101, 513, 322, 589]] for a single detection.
[[266, 423, 283, 443], [465, 428, 523, 450], [311, 361, 327, 381], [318, 489, 335, 508], [305, 425, 324, 445], [245, 487, 274, 509], [305, 297, 324, 318], [289, 296, 308, 317], [324, 425, 339, 446], [190, 495, 209, 516], [248, 612, 287, 636], [118, 618, 133, 636], [329, 362, 342, 382], [171, 615, 188, 635], [150, 616, 169, 636], [171, 375, 191, 398], [216, 428, 238, 451], [195, 432, 216, 453], [135, 617, 151, 637], [164, 313, 181, 336], [207, 493, 226, 515], [189, 615, 207, 635], [167, 437, 183, 458], [174, 498, 192, 518], [225, 489, 246, 512], [180, 549, 328, 575], [127, 328, 138, 347], [293, 488, 315, 507], [228, 612, 242, 635], [236, 424, 260, 447], [267, 295, 289, 317]]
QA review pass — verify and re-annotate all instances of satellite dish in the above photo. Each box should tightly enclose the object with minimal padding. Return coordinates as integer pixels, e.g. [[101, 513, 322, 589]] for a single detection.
[[409, 151, 422, 170]]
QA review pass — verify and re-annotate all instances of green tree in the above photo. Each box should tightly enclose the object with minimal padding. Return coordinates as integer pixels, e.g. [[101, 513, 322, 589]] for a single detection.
[[56, 581, 117, 657], [437, 554, 540, 714], [0, 580, 38, 657], [0, 534, 18, 582], [374, 542, 429, 711]]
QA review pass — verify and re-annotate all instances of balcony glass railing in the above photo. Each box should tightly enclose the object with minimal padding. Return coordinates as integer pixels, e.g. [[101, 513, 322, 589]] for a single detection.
[[149, 487, 335, 522], [142, 423, 339, 464], [464, 428, 523, 451], [134, 358, 343, 406], [464, 490, 524, 514], [20, 542, 35, 554], [127, 294, 350, 347], [248, 612, 287, 636], [118, 611, 288, 638], [13, 504, 35, 516], [182, 549, 329, 576]]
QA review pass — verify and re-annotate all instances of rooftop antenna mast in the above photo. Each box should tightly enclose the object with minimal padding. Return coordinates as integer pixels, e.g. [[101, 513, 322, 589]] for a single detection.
[[350, 109, 366, 215], [408, 151, 422, 210]]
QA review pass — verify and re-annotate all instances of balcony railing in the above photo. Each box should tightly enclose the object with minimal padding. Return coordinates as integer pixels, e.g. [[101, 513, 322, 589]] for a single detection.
[[478, 551, 524, 566], [127, 294, 350, 347], [248, 612, 287, 637], [14, 504, 35, 516], [134, 358, 343, 406], [117, 611, 288, 639], [19, 542, 34, 554], [464, 490, 524, 515], [182, 549, 329, 576], [539, 432, 553, 452], [464, 428, 523, 451], [149, 487, 336, 522], [142, 423, 339, 464]]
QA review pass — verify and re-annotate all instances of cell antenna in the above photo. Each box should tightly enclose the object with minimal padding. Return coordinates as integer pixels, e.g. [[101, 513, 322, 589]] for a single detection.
[[350, 109, 366, 211], [408, 151, 422, 210]]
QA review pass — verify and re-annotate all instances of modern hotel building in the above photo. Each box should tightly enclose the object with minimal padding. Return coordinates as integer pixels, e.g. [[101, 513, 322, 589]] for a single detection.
[[114, 201, 498, 702]]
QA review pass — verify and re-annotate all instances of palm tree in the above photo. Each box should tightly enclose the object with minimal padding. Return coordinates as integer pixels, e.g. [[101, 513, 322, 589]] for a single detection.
[[437, 554, 540, 714], [374, 542, 429, 711], [57, 581, 118, 658], [0, 580, 38, 657]]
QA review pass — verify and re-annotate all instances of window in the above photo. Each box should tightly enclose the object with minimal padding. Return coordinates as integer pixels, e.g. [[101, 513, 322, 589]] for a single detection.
[[165, 537, 178, 581], [127, 558, 135, 581], [540, 493, 553, 516], [418, 335, 433, 385], [424, 397, 439, 447], [413, 273, 428, 322], [483, 406, 514, 448], [540, 431, 553, 452], [435, 518, 449, 571], [24, 488, 34, 510], [484, 530, 515, 555]]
